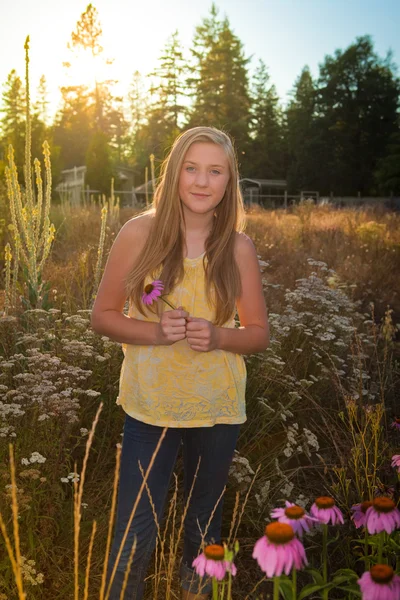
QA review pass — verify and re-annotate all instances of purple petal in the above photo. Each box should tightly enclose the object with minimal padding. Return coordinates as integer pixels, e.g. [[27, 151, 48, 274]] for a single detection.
[[271, 508, 285, 519], [281, 545, 293, 575], [192, 554, 207, 577], [264, 545, 278, 577], [333, 506, 344, 524]]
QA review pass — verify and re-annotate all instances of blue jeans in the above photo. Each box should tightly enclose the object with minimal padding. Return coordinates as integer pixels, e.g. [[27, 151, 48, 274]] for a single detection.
[[106, 413, 240, 599]]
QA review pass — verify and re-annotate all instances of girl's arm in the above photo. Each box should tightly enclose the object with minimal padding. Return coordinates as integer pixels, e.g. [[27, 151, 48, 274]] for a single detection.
[[91, 215, 187, 345], [217, 233, 269, 354]]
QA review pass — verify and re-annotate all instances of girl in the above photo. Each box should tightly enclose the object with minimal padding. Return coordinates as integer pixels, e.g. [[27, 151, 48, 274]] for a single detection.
[[91, 126, 269, 599]]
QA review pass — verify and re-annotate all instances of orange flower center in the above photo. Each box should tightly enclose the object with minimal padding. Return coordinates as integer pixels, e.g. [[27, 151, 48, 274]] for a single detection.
[[204, 544, 224, 561], [315, 496, 335, 509], [370, 564, 394, 584], [372, 497, 395, 513], [265, 522, 295, 544], [285, 506, 305, 520], [144, 284, 154, 294], [360, 501, 373, 514]]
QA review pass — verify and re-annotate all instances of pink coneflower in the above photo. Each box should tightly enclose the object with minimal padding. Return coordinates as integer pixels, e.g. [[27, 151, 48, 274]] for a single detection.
[[391, 455, 400, 472], [351, 501, 373, 529], [310, 496, 344, 525], [142, 280, 164, 305], [390, 417, 400, 431], [358, 565, 400, 600], [365, 497, 400, 534], [252, 522, 307, 577], [192, 544, 236, 581], [270, 501, 317, 537]]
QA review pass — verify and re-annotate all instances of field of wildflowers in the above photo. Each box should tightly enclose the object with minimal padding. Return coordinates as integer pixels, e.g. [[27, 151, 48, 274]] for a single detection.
[[0, 184, 399, 598], [0, 41, 400, 600]]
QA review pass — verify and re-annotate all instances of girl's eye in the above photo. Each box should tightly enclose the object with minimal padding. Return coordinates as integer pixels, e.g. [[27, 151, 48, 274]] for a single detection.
[[185, 167, 221, 175]]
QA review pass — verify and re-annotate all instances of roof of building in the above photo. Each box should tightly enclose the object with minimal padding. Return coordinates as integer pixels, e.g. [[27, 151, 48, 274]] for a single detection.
[[135, 180, 159, 193], [240, 178, 287, 188]]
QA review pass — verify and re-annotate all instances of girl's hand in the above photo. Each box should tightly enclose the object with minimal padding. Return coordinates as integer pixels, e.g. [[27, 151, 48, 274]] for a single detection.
[[186, 317, 219, 352], [157, 307, 188, 346]]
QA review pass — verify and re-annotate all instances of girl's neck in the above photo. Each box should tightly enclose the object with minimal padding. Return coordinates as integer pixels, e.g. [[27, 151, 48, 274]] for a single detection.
[[182, 206, 214, 235], [182, 214, 214, 259]]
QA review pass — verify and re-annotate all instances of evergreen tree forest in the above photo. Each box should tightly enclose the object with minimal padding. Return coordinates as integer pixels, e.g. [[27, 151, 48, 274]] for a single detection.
[[0, 2, 399, 196]]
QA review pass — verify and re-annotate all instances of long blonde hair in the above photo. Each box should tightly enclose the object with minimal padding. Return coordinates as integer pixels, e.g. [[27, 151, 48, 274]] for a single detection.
[[126, 126, 246, 326]]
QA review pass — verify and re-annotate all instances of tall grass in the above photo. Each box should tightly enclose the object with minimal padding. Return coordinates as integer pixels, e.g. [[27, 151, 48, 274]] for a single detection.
[[0, 205, 398, 597]]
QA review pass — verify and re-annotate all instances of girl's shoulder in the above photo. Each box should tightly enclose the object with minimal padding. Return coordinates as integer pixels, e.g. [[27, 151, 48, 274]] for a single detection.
[[111, 212, 154, 266], [234, 231, 257, 263], [122, 212, 154, 236], [118, 212, 154, 247]]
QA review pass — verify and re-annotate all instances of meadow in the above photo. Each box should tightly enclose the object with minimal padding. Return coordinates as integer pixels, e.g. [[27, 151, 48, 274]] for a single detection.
[[0, 176, 399, 599]]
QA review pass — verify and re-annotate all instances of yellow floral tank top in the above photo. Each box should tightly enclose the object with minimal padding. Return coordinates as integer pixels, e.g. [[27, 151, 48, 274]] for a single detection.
[[116, 252, 247, 427]]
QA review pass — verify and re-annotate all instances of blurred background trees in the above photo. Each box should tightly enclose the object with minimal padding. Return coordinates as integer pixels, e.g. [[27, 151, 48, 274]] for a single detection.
[[1, 3, 399, 195]]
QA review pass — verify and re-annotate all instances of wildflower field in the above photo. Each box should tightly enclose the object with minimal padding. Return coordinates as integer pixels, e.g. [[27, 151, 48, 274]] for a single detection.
[[0, 164, 400, 599]]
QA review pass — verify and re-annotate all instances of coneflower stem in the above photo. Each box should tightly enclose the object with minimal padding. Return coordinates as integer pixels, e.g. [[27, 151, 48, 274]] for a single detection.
[[273, 576, 280, 600], [322, 524, 329, 600], [227, 570, 233, 599], [212, 576, 218, 600], [378, 531, 384, 564], [292, 567, 297, 600], [364, 527, 369, 570], [160, 297, 176, 310]]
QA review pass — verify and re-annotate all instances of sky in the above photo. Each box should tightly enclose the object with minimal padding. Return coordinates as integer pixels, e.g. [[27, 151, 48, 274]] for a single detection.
[[0, 0, 399, 120]]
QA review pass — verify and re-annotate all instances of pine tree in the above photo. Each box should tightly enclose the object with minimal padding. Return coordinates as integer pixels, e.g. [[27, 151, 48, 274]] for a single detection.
[[186, 8, 252, 155], [33, 75, 50, 125], [249, 59, 285, 178], [128, 71, 148, 135], [66, 3, 115, 133], [53, 85, 93, 169], [374, 128, 400, 195], [0, 69, 26, 172], [315, 35, 400, 194], [285, 66, 319, 192], [86, 130, 113, 194], [148, 30, 188, 129]]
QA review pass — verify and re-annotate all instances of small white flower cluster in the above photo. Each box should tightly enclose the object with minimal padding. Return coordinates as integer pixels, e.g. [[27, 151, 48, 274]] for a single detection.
[[80, 428, 89, 436], [280, 481, 294, 497], [283, 423, 299, 457], [19, 556, 44, 586], [0, 401, 25, 419], [294, 493, 309, 509], [257, 255, 270, 272], [61, 472, 80, 483], [282, 423, 320, 459], [303, 428, 319, 451], [21, 452, 46, 465], [229, 450, 255, 488], [255, 480, 271, 509], [0, 424, 16, 437], [278, 402, 294, 422]]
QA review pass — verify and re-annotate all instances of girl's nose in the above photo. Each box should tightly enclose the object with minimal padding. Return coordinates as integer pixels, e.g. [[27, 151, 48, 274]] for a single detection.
[[195, 171, 209, 186]]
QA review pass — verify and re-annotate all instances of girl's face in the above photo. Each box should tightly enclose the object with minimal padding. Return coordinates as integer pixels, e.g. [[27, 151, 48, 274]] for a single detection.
[[178, 142, 231, 219]]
